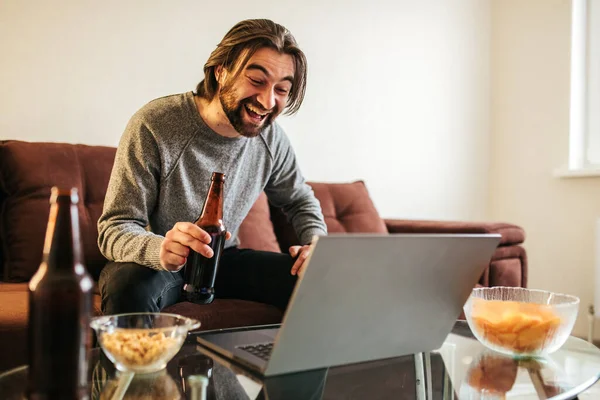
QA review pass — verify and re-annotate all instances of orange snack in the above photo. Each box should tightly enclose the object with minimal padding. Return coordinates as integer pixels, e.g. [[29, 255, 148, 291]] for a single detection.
[[101, 329, 180, 367], [470, 299, 562, 353]]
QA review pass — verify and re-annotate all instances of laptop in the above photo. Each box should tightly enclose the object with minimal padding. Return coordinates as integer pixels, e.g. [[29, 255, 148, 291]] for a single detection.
[[195, 233, 501, 376]]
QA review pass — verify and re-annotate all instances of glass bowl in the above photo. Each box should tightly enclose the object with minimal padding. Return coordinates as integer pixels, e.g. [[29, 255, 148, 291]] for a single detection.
[[464, 287, 579, 357], [90, 312, 200, 374]]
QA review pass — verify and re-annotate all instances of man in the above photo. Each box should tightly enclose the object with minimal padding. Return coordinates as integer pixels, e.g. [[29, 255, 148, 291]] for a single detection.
[[97, 19, 327, 315]]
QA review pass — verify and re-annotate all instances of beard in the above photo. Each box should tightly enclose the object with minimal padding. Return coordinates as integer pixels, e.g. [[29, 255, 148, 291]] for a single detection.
[[219, 86, 277, 138]]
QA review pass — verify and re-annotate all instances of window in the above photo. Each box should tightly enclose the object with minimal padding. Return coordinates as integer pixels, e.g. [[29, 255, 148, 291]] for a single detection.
[[567, 0, 600, 174]]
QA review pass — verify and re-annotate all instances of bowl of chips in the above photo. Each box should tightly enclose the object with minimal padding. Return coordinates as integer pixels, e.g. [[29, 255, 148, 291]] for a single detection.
[[90, 312, 200, 374], [464, 287, 579, 357]]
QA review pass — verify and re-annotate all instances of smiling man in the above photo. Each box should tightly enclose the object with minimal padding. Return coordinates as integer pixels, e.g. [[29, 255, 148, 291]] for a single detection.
[[97, 19, 327, 315], [205, 47, 296, 138]]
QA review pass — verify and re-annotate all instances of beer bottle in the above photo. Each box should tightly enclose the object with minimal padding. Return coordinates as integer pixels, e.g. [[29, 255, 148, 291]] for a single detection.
[[27, 187, 93, 400], [182, 172, 227, 304]]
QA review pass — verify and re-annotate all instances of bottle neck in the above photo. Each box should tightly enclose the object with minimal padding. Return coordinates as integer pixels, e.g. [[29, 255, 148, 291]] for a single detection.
[[198, 180, 224, 227], [43, 199, 83, 270]]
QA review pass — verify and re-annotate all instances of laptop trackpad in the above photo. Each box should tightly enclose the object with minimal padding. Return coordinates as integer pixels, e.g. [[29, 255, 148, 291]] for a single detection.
[[236, 328, 278, 345], [204, 328, 278, 351], [260, 328, 277, 341]]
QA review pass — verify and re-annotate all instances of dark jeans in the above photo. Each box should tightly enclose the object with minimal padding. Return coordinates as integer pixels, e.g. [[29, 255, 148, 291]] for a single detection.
[[98, 247, 298, 315]]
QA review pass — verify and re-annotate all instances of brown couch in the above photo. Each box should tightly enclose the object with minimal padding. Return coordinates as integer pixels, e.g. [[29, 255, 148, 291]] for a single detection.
[[0, 140, 528, 372]]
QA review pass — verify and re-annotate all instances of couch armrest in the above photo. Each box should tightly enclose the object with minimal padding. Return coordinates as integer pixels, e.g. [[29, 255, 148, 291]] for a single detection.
[[384, 219, 525, 247]]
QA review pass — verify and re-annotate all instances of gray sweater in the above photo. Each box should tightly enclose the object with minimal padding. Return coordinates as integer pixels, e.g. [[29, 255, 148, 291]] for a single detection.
[[98, 92, 327, 270]]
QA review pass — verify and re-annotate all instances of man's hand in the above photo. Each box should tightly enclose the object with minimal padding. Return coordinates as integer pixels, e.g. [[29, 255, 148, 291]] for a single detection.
[[289, 244, 312, 277], [160, 222, 231, 271]]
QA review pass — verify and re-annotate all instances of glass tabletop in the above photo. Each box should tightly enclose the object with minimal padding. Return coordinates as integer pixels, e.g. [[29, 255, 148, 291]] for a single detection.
[[1, 321, 599, 399], [439, 323, 600, 399]]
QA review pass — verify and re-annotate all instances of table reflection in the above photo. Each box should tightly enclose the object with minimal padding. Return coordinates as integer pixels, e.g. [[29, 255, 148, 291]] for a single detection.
[[91, 351, 250, 400], [178, 354, 215, 399], [99, 370, 181, 400], [460, 350, 570, 399]]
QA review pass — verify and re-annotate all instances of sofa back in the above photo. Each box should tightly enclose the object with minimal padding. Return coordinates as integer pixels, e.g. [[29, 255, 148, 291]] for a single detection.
[[0, 140, 386, 282], [0, 141, 116, 281]]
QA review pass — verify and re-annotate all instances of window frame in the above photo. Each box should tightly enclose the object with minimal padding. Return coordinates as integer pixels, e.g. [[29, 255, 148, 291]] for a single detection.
[[557, 0, 600, 177]]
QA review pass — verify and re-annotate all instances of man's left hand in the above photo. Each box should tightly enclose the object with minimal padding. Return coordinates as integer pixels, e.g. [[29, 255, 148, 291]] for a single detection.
[[289, 244, 312, 277]]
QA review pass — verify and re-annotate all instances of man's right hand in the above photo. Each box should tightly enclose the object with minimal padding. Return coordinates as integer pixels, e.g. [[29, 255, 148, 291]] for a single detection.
[[159, 222, 223, 272]]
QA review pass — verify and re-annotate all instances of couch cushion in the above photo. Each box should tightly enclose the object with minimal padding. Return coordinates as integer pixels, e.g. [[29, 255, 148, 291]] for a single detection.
[[162, 299, 283, 331], [237, 192, 281, 253], [0, 286, 102, 372], [0, 140, 116, 282], [0, 283, 29, 292], [0, 290, 29, 372], [270, 181, 388, 251]]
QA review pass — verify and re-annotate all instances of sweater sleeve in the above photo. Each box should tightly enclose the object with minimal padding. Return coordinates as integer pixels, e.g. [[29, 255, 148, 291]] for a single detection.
[[97, 114, 165, 270], [264, 130, 327, 245]]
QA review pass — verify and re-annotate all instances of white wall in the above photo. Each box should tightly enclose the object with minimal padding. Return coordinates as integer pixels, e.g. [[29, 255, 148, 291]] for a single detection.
[[490, 0, 600, 338], [0, 0, 491, 221]]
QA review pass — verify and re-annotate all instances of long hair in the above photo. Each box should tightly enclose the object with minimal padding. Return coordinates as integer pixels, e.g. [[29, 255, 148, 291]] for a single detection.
[[196, 19, 307, 115]]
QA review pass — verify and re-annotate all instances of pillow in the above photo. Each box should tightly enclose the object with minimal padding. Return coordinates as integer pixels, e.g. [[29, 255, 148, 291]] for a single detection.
[[270, 180, 388, 252], [237, 192, 281, 253]]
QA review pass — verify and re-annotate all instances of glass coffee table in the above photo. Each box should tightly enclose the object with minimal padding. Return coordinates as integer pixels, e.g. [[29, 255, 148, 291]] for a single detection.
[[1, 321, 599, 399]]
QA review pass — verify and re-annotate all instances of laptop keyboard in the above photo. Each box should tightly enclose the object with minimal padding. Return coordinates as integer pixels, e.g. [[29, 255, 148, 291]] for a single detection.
[[238, 342, 274, 361]]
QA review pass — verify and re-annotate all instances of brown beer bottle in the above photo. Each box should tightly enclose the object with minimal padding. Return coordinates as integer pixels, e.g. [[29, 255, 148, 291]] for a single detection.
[[27, 187, 93, 400], [182, 172, 227, 304]]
